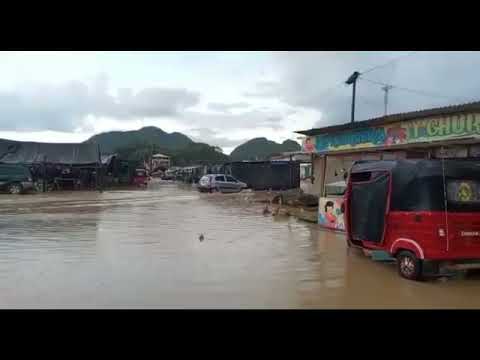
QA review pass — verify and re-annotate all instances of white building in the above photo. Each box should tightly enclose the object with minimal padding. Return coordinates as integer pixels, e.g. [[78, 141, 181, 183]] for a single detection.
[[151, 153, 170, 170]]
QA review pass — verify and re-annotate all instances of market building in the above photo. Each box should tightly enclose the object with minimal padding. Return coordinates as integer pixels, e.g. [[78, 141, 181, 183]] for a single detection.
[[295, 101, 480, 232]]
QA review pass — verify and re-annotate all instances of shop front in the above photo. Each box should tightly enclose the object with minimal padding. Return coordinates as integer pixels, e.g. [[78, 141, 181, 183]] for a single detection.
[[297, 102, 480, 232]]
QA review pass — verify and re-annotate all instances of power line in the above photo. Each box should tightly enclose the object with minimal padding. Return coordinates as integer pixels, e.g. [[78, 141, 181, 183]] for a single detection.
[[316, 81, 348, 99], [316, 53, 417, 113], [359, 76, 473, 103], [361, 51, 419, 76], [356, 93, 382, 107]]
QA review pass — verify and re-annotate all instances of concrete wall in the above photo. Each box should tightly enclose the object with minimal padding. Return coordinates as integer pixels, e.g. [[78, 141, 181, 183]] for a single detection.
[[324, 155, 360, 189], [302, 155, 325, 196]]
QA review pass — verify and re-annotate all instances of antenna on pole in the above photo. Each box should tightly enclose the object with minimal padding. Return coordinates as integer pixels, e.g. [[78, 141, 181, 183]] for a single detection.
[[382, 84, 393, 116], [346, 71, 360, 123]]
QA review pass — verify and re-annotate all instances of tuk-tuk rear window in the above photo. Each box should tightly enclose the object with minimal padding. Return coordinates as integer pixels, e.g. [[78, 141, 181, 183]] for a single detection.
[[350, 171, 387, 183], [350, 172, 371, 182]]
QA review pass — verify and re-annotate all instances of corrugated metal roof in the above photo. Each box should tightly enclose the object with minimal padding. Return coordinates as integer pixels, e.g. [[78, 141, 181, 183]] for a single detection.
[[296, 101, 480, 136]]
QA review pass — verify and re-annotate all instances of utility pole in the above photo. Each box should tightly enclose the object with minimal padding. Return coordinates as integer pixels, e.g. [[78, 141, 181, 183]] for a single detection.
[[382, 84, 393, 115], [346, 71, 360, 123]]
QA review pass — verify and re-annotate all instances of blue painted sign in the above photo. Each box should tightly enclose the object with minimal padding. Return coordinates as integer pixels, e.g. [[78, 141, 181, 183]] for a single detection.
[[315, 127, 386, 152]]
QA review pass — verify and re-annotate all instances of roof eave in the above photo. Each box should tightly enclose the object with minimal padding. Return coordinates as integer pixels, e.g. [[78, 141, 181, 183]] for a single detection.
[[296, 100, 480, 137]]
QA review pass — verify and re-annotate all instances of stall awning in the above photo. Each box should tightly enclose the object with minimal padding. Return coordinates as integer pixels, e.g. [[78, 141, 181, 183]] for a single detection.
[[315, 136, 480, 157]]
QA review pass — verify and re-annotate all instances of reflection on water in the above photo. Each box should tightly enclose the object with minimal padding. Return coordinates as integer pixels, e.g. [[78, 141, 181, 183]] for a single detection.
[[1, 180, 480, 308]]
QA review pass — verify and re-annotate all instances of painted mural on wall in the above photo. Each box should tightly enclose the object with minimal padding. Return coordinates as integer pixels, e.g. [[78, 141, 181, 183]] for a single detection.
[[315, 113, 480, 152], [318, 197, 345, 231], [303, 136, 316, 153], [315, 127, 385, 152]]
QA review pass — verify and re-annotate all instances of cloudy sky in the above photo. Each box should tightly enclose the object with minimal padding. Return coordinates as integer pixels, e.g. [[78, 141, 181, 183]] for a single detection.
[[0, 51, 479, 154]]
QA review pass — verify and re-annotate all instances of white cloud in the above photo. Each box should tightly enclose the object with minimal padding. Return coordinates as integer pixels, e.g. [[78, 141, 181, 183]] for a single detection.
[[0, 130, 93, 144], [246, 51, 480, 127], [2, 51, 480, 153], [207, 102, 250, 113], [0, 74, 200, 132]]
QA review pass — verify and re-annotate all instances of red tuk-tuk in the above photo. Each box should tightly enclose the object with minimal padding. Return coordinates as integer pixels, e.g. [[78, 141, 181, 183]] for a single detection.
[[133, 168, 150, 187], [345, 159, 480, 281]]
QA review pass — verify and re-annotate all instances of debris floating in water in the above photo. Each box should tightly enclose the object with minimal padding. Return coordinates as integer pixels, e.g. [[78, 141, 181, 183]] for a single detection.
[[262, 205, 271, 215]]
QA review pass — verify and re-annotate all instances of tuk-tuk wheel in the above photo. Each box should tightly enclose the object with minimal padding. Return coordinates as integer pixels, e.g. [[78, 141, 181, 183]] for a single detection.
[[397, 250, 423, 281]]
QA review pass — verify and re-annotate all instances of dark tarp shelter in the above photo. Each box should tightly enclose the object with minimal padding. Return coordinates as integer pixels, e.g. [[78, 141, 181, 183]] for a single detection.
[[0, 139, 99, 165], [222, 161, 300, 191]]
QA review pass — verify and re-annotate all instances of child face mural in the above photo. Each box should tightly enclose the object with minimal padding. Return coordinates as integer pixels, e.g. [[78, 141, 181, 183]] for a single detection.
[[319, 199, 346, 230], [304, 138, 315, 153], [385, 126, 407, 146], [324, 201, 337, 224]]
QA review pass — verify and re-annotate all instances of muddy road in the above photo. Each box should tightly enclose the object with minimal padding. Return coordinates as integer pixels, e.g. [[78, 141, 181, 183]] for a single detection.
[[1, 180, 479, 308]]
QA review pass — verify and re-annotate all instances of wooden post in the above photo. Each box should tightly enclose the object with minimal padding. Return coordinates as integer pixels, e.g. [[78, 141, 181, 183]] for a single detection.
[[289, 154, 293, 189], [98, 144, 102, 191], [310, 153, 314, 184], [42, 155, 47, 193], [322, 155, 327, 197]]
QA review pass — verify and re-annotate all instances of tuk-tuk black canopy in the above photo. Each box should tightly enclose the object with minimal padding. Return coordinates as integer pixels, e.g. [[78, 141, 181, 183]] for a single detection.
[[349, 159, 480, 243], [350, 159, 480, 212]]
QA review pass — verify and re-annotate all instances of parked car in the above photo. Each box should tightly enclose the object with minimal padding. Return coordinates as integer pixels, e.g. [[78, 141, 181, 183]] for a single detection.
[[0, 164, 34, 194], [197, 174, 247, 193]]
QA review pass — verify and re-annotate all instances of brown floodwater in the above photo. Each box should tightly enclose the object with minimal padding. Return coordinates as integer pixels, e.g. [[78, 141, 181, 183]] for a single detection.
[[1, 179, 480, 309]]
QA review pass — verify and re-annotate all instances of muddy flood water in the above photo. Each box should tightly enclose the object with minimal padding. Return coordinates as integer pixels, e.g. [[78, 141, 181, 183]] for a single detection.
[[1, 179, 480, 308]]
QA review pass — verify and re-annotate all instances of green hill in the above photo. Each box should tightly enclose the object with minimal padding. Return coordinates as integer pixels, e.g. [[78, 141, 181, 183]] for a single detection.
[[86, 126, 230, 166], [229, 137, 301, 161], [114, 141, 230, 167], [170, 143, 230, 167], [85, 126, 194, 154], [2, 129, 300, 167]]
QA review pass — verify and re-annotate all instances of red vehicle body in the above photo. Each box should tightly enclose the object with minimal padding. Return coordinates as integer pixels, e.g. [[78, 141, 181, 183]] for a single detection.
[[133, 168, 150, 187], [344, 159, 480, 280]]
